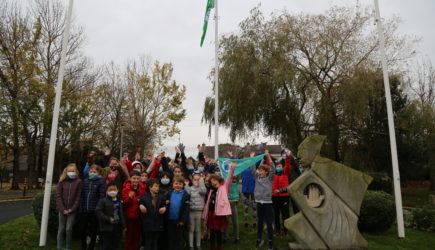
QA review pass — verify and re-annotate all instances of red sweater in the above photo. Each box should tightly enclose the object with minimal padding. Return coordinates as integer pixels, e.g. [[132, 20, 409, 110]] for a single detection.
[[272, 156, 291, 197], [122, 180, 146, 219]]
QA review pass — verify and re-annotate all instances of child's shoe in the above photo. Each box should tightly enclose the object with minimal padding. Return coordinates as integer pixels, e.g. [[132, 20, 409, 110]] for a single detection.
[[268, 240, 273, 250], [256, 239, 264, 248]]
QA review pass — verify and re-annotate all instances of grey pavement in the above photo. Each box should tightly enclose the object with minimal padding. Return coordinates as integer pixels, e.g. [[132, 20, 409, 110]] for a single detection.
[[0, 200, 33, 225]]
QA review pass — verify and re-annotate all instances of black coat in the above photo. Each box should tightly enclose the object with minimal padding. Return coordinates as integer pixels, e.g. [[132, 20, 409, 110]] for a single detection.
[[95, 196, 126, 232], [139, 192, 167, 232], [167, 190, 190, 224]]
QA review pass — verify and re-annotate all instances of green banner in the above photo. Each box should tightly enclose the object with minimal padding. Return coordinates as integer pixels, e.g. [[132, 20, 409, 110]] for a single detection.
[[200, 0, 214, 47], [218, 154, 266, 180]]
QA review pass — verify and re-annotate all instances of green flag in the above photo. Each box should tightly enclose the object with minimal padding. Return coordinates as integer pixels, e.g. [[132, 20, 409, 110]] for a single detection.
[[200, 0, 214, 47], [218, 154, 266, 180]]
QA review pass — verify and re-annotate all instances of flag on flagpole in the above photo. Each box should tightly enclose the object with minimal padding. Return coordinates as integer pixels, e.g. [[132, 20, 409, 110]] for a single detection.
[[218, 154, 266, 180], [200, 0, 215, 47]]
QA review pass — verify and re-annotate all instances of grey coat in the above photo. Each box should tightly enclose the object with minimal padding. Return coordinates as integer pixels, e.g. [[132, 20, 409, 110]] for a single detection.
[[185, 178, 207, 211], [251, 161, 276, 204]]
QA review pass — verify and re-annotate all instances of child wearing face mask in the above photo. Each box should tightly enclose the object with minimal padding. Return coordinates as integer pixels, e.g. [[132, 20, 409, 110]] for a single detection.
[[157, 172, 173, 250], [79, 164, 105, 250], [185, 173, 207, 250], [122, 172, 146, 250], [272, 152, 291, 237], [131, 161, 145, 174], [56, 163, 82, 250], [96, 182, 126, 250]]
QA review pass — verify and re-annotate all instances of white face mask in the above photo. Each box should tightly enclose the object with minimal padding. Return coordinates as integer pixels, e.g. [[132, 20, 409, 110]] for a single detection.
[[108, 191, 118, 198], [140, 177, 148, 182], [67, 172, 77, 179]]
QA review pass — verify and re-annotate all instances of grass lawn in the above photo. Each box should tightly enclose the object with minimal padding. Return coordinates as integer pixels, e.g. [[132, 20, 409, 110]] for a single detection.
[[1, 212, 434, 250]]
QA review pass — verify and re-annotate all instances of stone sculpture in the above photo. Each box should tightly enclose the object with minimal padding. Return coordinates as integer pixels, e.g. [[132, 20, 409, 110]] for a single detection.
[[285, 135, 373, 249]]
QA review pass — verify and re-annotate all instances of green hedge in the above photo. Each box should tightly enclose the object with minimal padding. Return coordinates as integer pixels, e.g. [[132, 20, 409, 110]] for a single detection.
[[366, 172, 393, 194], [411, 206, 435, 232], [358, 191, 396, 234], [32, 187, 82, 238], [32, 188, 59, 237]]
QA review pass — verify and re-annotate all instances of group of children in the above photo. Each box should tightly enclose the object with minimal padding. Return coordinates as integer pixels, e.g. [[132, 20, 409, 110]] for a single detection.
[[55, 145, 304, 250]]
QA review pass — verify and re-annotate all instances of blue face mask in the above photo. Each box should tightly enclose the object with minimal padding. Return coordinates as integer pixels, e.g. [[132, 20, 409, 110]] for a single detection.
[[282, 155, 286, 160], [276, 167, 283, 173], [187, 166, 194, 171], [198, 167, 204, 173], [89, 173, 98, 179], [299, 169, 304, 174], [161, 178, 170, 185]]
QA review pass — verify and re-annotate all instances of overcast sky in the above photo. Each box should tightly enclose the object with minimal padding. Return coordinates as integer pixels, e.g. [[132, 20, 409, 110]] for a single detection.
[[69, 0, 435, 157]]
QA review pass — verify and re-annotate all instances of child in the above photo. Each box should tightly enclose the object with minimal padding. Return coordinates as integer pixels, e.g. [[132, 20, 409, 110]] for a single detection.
[[157, 172, 173, 250], [122, 171, 146, 250], [140, 172, 148, 186], [272, 152, 291, 236], [185, 173, 207, 250], [96, 182, 126, 250], [139, 179, 167, 250], [241, 167, 257, 229], [202, 162, 236, 250], [158, 172, 173, 199], [99, 157, 129, 190], [250, 152, 276, 250], [131, 160, 145, 174], [224, 175, 241, 243], [56, 163, 82, 250], [167, 176, 191, 250], [79, 164, 105, 250]]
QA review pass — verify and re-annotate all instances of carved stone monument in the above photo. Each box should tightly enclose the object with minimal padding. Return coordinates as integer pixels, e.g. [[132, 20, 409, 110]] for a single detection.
[[285, 135, 373, 249]]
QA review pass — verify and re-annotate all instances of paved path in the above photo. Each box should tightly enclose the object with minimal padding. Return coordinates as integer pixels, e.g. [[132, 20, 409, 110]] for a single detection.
[[0, 199, 33, 225]]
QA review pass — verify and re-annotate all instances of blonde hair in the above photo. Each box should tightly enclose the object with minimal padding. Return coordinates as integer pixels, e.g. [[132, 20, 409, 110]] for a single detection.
[[59, 163, 79, 183]]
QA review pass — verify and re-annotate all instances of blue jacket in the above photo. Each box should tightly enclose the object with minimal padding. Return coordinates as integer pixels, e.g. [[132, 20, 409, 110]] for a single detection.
[[80, 176, 105, 212], [242, 168, 255, 193]]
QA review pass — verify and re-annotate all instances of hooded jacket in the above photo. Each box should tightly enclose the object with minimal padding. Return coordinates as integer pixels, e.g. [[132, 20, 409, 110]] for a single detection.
[[202, 165, 235, 221], [185, 178, 207, 211], [251, 156, 275, 203], [122, 180, 146, 219], [272, 155, 291, 197]]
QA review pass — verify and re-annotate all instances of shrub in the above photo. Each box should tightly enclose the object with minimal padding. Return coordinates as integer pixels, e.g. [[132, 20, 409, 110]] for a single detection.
[[32, 187, 82, 238], [32, 188, 59, 237], [358, 190, 396, 233], [366, 172, 393, 194], [411, 206, 435, 232], [403, 209, 414, 228]]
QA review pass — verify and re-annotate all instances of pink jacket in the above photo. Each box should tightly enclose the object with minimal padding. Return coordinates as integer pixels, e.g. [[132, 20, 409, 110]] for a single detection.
[[202, 166, 235, 221]]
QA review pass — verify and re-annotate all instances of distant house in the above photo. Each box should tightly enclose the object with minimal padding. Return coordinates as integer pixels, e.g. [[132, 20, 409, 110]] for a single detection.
[[203, 143, 283, 160]]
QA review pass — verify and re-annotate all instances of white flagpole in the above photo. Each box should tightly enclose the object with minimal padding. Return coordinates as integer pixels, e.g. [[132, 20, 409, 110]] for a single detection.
[[39, 0, 74, 246], [214, 0, 219, 160], [373, 0, 405, 238]]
